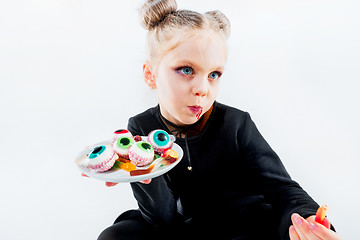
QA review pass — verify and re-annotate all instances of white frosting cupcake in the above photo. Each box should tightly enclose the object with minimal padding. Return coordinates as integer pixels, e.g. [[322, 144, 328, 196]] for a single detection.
[[113, 136, 135, 159], [113, 129, 133, 141], [147, 129, 175, 154], [129, 141, 154, 166], [87, 143, 118, 172]]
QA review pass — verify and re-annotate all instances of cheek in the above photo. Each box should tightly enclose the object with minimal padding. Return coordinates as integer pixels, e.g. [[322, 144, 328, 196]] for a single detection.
[[157, 77, 184, 103], [159, 74, 188, 98], [208, 81, 220, 98], [166, 84, 186, 105], [213, 85, 220, 97]]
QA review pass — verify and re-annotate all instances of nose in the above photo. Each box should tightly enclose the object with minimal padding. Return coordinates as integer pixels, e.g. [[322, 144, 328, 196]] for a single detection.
[[192, 76, 208, 97]]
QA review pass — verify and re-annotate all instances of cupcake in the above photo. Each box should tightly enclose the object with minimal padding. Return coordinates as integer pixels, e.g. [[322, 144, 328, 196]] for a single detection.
[[147, 129, 175, 154], [129, 141, 154, 166], [87, 144, 118, 172], [113, 136, 135, 159], [113, 129, 133, 141]]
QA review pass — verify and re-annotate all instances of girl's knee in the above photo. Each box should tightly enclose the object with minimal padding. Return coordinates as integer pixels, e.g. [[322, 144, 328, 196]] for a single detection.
[[97, 219, 155, 240], [97, 225, 119, 240]]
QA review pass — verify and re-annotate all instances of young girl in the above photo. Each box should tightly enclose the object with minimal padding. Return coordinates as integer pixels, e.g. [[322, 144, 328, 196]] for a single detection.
[[97, 0, 341, 239]]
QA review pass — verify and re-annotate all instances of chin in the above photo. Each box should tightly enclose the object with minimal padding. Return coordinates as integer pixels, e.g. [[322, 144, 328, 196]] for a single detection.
[[180, 116, 199, 126], [171, 115, 195, 126], [170, 110, 201, 126]]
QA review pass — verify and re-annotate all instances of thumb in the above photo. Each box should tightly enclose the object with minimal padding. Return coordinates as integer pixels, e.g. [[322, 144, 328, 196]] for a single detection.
[[139, 179, 152, 184], [105, 182, 119, 187]]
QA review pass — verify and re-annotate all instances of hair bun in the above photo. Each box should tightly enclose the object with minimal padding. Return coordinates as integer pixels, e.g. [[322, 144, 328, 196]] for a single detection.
[[140, 0, 178, 30], [205, 10, 231, 38]]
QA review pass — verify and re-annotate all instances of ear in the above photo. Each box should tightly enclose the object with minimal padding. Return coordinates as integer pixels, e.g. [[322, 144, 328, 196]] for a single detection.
[[143, 61, 157, 89]]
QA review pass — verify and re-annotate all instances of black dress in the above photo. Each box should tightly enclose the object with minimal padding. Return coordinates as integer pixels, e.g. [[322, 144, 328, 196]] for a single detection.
[[98, 101, 320, 240]]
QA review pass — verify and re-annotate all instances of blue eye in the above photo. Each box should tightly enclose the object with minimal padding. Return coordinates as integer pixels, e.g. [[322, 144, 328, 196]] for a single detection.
[[209, 71, 220, 80], [89, 145, 106, 159], [179, 67, 193, 75]]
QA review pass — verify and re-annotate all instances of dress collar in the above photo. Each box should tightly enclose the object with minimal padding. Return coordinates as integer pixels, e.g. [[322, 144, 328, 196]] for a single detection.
[[158, 104, 214, 138]]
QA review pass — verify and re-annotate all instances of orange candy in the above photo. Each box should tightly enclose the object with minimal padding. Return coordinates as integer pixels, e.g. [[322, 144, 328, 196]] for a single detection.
[[117, 156, 131, 163], [315, 205, 328, 225], [162, 149, 178, 158], [161, 149, 178, 164], [119, 162, 136, 172]]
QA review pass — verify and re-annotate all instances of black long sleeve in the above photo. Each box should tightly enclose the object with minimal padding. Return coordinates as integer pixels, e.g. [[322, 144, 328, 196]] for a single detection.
[[239, 112, 319, 239], [125, 102, 322, 239]]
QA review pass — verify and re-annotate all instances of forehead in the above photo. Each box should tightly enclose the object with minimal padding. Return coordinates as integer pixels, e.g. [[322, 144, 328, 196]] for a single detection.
[[161, 30, 227, 69]]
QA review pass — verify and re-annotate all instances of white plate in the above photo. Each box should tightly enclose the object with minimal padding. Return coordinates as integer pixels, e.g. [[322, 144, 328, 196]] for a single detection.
[[75, 137, 183, 183]]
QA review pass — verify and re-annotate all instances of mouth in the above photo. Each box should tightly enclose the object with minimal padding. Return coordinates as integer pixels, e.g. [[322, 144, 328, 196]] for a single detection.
[[188, 106, 204, 120], [188, 105, 203, 114]]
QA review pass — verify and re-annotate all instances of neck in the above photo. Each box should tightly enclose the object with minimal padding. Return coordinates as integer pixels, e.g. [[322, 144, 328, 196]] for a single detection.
[[159, 104, 213, 138]]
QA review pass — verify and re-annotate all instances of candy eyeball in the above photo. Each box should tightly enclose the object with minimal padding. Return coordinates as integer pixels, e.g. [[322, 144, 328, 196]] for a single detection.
[[89, 145, 106, 159], [113, 136, 135, 159], [148, 129, 175, 154], [115, 136, 134, 149], [129, 141, 154, 166], [87, 144, 117, 172], [138, 141, 153, 152], [113, 129, 133, 140]]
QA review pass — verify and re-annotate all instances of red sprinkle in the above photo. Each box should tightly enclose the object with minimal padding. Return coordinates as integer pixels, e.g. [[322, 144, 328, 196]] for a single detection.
[[134, 135, 142, 142]]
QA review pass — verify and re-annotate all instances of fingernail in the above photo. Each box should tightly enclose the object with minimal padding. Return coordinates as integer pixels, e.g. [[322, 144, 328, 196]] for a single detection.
[[293, 214, 302, 225], [310, 222, 318, 230], [289, 225, 295, 231]]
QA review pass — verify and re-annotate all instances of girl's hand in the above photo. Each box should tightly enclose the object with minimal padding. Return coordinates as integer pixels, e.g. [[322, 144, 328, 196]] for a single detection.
[[81, 173, 151, 186], [289, 213, 342, 240], [140, 179, 152, 184]]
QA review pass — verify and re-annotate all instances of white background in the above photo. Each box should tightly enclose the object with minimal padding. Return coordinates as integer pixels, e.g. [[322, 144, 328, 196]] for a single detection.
[[1, 0, 359, 239]]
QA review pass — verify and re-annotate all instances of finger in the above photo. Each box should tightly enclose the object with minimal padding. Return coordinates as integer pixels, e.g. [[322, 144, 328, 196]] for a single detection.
[[309, 222, 339, 239], [307, 215, 331, 229], [289, 225, 301, 240], [105, 182, 118, 187], [81, 173, 89, 177], [292, 213, 320, 240], [139, 179, 152, 184], [306, 215, 316, 223], [291, 214, 308, 240]]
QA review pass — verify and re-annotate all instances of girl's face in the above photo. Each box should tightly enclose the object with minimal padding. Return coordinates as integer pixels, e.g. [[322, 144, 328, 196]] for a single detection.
[[146, 30, 227, 126]]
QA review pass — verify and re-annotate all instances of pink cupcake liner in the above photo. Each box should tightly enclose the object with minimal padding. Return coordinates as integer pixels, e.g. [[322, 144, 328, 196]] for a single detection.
[[129, 151, 153, 167], [88, 152, 117, 172]]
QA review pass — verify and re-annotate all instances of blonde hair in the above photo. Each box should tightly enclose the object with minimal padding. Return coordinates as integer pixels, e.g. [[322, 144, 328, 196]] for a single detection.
[[140, 0, 231, 63]]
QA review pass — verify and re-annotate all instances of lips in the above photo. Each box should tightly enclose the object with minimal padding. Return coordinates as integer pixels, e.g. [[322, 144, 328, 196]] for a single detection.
[[188, 106, 202, 114]]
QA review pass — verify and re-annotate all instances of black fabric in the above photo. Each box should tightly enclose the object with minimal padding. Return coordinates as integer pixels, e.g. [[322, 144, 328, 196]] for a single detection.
[[99, 208, 263, 240], [104, 101, 322, 240], [98, 210, 167, 240]]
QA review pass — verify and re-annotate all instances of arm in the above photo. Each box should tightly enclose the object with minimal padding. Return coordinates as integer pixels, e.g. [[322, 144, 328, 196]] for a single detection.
[[127, 117, 177, 227], [239, 113, 320, 239]]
